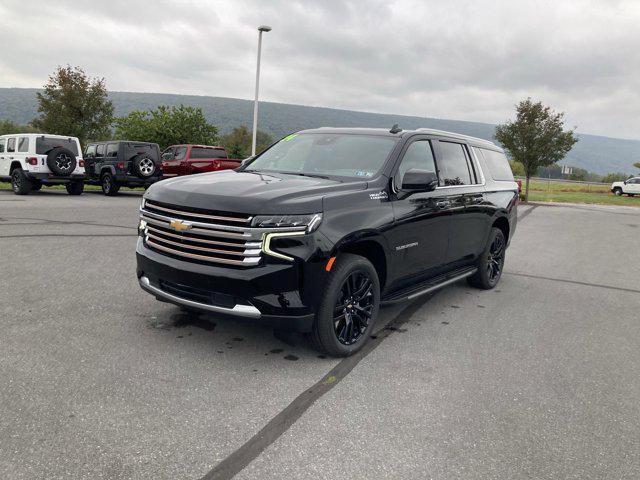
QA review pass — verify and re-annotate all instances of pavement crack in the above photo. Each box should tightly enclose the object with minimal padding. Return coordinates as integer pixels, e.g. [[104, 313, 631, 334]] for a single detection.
[[200, 298, 429, 480], [505, 271, 640, 294]]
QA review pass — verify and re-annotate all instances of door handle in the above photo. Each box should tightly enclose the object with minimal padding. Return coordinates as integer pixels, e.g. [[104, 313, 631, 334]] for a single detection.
[[435, 200, 450, 209]]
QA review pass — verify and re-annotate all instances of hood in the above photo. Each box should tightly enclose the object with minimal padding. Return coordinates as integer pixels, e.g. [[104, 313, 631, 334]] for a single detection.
[[145, 170, 367, 214]]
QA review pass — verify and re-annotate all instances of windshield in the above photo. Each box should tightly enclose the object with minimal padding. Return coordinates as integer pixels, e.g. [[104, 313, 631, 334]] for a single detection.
[[245, 133, 398, 179]]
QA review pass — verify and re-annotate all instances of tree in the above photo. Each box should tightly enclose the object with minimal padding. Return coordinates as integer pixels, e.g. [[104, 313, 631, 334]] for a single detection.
[[32, 66, 113, 145], [220, 125, 273, 158], [0, 120, 36, 136], [114, 105, 218, 150], [633, 162, 640, 171], [508, 160, 525, 177], [495, 98, 578, 201], [602, 172, 630, 183]]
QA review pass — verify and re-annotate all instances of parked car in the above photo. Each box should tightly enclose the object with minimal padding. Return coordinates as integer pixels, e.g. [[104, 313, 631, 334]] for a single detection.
[[136, 127, 518, 356], [611, 177, 640, 196], [0, 133, 85, 195], [84, 141, 162, 195], [160, 145, 242, 177]]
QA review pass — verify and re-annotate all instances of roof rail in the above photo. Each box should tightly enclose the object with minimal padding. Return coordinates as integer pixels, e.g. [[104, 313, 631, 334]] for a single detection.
[[415, 128, 497, 146]]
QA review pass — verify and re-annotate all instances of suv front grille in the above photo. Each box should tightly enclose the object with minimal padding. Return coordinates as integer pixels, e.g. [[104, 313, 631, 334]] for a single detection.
[[140, 200, 304, 267]]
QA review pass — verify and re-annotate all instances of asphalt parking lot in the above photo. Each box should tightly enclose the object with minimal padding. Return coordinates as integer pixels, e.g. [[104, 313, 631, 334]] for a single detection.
[[1, 190, 639, 480]]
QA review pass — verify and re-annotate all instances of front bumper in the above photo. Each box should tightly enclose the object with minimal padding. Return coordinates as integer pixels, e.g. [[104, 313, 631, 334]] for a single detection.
[[26, 172, 85, 183], [136, 238, 317, 332]]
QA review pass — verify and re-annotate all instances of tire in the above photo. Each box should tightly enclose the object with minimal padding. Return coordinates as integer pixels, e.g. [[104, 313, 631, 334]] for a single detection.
[[11, 168, 31, 195], [101, 172, 120, 196], [310, 253, 380, 357], [31, 181, 42, 191], [65, 181, 84, 195], [468, 227, 506, 290], [613, 188, 623, 196], [133, 155, 156, 178], [46, 147, 77, 176]]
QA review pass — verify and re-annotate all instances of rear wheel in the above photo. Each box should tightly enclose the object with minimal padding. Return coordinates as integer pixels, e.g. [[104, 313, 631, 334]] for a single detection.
[[31, 181, 42, 191], [468, 227, 506, 290], [311, 254, 380, 357], [11, 168, 31, 195], [65, 181, 84, 195], [101, 172, 120, 196]]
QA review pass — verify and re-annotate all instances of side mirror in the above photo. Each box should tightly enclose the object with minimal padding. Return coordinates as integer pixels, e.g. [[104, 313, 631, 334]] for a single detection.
[[401, 169, 438, 192]]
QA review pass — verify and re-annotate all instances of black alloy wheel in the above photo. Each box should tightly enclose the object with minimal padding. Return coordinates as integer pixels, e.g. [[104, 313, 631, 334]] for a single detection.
[[486, 232, 506, 283], [311, 253, 380, 357], [333, 270, 375, 345], [468, 227, 506, 290]]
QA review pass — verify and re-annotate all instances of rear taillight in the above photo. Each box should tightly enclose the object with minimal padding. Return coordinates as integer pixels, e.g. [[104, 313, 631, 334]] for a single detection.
[[25, 157, 38, 166], [117, 162, 125, 169], [78, 159, 85, 167], [212, 161, 220, 169]]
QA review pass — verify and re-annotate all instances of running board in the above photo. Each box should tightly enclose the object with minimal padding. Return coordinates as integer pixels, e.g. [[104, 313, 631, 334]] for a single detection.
[[381, 267, 477, 305]]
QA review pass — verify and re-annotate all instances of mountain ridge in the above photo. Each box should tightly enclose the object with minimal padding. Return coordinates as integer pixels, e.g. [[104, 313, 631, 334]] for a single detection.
[[1, 87, 638, 175]]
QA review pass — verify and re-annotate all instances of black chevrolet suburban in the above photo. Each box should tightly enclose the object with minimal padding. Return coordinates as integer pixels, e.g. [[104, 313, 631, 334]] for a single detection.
[[84, 140, 162, 195], [136, 127, 518, 356]]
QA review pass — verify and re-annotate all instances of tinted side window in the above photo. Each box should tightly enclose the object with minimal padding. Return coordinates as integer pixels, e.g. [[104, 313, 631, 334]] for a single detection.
[[437, 141, 472, 186], [396, 140, 436, 189], [18, 137, 29, 153], [85, 145, 96, 158], [96, 144, 105, 156], [106, 144, 119, 158], [0, 139, 5, 153], [7, 138, 16, 153], [190, 147, 227, 159], [478, 148, 514, 182]]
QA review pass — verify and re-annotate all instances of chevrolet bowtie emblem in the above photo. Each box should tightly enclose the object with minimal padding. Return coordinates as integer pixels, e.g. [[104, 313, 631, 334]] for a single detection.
[[170, 219, 192, 232]]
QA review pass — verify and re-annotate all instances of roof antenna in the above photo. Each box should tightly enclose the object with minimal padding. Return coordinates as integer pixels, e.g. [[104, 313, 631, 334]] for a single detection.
[[389, 123, 402, 134]]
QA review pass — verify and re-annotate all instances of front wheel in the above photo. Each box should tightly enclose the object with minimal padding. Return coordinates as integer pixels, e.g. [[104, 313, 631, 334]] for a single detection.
[[613, 188, 623, 196], [468, 227, 506, 290], [311, 254, 380, 357], [66, 181, 84, 195], [101, 173, 120, 196], [11, 168, 31, 195]]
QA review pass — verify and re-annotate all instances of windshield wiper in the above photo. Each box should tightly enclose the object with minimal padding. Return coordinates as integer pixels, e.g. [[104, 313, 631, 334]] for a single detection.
[[283, 172, 331, 180]]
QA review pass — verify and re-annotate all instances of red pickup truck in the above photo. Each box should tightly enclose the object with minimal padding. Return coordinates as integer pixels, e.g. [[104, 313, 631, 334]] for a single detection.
[[160, 145, 242, 177]]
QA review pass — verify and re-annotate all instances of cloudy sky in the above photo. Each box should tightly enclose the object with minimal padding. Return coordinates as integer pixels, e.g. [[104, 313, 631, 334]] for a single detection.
[[1, 0, 639, 139]]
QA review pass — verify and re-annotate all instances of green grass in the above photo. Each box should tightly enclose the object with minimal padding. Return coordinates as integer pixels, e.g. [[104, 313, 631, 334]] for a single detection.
[[524, 179, 611, 194]]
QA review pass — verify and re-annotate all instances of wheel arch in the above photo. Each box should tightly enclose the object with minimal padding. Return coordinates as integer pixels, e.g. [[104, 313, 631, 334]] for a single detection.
[[100, 165, 116, 177], [492, 215, 510, 243], [9, 161, 23, 174], [332, 235, 389, 291]]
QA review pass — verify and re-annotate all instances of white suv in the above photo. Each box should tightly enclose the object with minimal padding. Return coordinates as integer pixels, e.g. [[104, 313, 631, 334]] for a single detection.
[[611, 177, 640, 196], [0, 133, 85, 195]]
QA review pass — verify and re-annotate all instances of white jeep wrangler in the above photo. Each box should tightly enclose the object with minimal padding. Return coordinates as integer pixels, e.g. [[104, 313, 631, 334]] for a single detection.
[[0, 133, 85, 195], [610, 177, 640, 196]]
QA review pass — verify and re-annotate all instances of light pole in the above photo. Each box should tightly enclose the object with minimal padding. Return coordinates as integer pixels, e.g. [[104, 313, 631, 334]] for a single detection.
[[251, 25, 271, 157]]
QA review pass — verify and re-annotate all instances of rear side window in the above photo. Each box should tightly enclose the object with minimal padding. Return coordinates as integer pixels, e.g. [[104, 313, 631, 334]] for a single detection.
[[175, 147, 187, 160], [477, 148, 514, 182], [190, 147, 227, 159], [96, 144, 105, 156], [0, 139, 5, 153], [18, 137, 29, 152], [7, 138, 16, 153], [106, 144, 119, 158], [35, 137, 79, 155], [437, 141, 473, 186]]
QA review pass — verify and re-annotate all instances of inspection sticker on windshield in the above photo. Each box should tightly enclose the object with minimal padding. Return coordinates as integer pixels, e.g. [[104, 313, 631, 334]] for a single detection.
[[282, 133, 298, 142]]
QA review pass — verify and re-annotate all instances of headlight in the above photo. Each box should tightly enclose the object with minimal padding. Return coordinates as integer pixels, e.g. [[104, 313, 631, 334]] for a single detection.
[[252, 213, 322, 233]]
